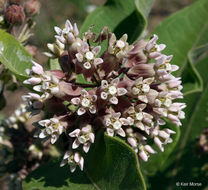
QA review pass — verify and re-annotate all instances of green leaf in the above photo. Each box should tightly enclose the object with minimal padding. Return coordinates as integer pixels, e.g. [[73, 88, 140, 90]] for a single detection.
[[0, 29, 32, 80], [49, 58, 62, 70], [141, 0, 208, 178], [23, 131, 146, 190], [80, 0, 155, 43], [152, 0, 208, 95], [23, 159, 95, 190]]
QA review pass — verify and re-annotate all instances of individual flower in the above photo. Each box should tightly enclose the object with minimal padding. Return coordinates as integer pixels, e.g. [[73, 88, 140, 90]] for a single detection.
[[54, 19, 79, 44], [126, 128, 156, 161], [75, 42, 103, 70], [60, 151, 84, 172], [167, 103, 186, 126], [108, 33, 134, 59], [126, 104, 153, 132], [154, 55, 179, 81], [158, 77, 183, 99], [24, 61, 60, 98], [100, 78, 127, 105], [69, 124, 95, 153], [131, 77, 157, 103], [71, 89, 97, 115], [38, 117, 67, 144], [145, 34, 166, 59], [32, 73, 60, 97], [104, 111, 129, 137], [150, 126, 176, 152], [154, 92, 173, 109], [44, 39, 65, 58], [22, 93, 43, 115], [138, 144, 156, 162]]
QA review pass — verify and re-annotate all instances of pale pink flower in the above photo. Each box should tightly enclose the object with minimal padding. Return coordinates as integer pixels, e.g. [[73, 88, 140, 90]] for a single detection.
[[126, 104, 153, 133], [108, 33, 134, 59], [60, 151, 84, 172], [100, 78, 127, 105], [54, 19, 79, 44], [71, 89, 97, 115], [69, 125, 95, 153], [38, 118, 67, 144], [75, 42, 103, 70], [145, 34, 166, 59], [104, 112, 129, 137], [131, 77, 157, 103]]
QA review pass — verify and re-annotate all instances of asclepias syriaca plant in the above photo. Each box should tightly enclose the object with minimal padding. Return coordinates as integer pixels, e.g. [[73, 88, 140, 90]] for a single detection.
[[21, 19, 186, 173]]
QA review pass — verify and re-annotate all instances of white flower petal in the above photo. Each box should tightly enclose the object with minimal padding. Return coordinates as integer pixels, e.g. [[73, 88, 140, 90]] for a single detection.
[[51, 134, 59, 144], [60, 159, 67, 167], [107, 128, 114, 137], [69, 129, 81, 137], [139, 150, 148, 162], [72, 139, 80, 149], [39, 130, 47, 138], [33, 85, 42, 92], [74, 152, 80, 163], [79, 156, 84, 171], [117, 128, 126, 137], [71, 98, 80, 105], [63, 151, 71, 159], [109, 96, 118, 104], [76, 53, 83, 62], [70, 165, 77, 173], [117, 88, 127, 96], [83, 143, 90, 153]]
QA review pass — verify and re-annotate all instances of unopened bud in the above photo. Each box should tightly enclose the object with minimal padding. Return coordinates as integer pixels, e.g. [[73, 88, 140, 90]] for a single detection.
[[9, 0, 22, 5], [24, 0, 40, 16], [25, 45, 38, 57], [5, 5, 25, 25]]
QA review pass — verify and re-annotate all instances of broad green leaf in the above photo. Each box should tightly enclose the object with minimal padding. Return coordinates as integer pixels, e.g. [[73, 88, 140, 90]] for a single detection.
[[23, 131, 146, 190], [0, 30, 32, 80], [23, 159, 95, 190], [80, 0, 155, 43], [141, 0, 208, 177], [152, 0, 208, 95]]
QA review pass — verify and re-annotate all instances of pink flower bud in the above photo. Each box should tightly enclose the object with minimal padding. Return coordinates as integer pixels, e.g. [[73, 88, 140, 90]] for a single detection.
[[5, 5, 25, 25], [25, 45, 38, 57], [24, 0, 40, 16]]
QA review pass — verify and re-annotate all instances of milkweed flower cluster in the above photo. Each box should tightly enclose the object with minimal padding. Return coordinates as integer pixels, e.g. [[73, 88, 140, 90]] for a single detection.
[[5, 103, 30, 129], [22, 20, 186, 172]]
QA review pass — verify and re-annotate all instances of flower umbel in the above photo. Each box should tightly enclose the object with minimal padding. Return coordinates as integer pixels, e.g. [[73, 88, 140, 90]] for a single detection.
[[22, 20, 186, 172]]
